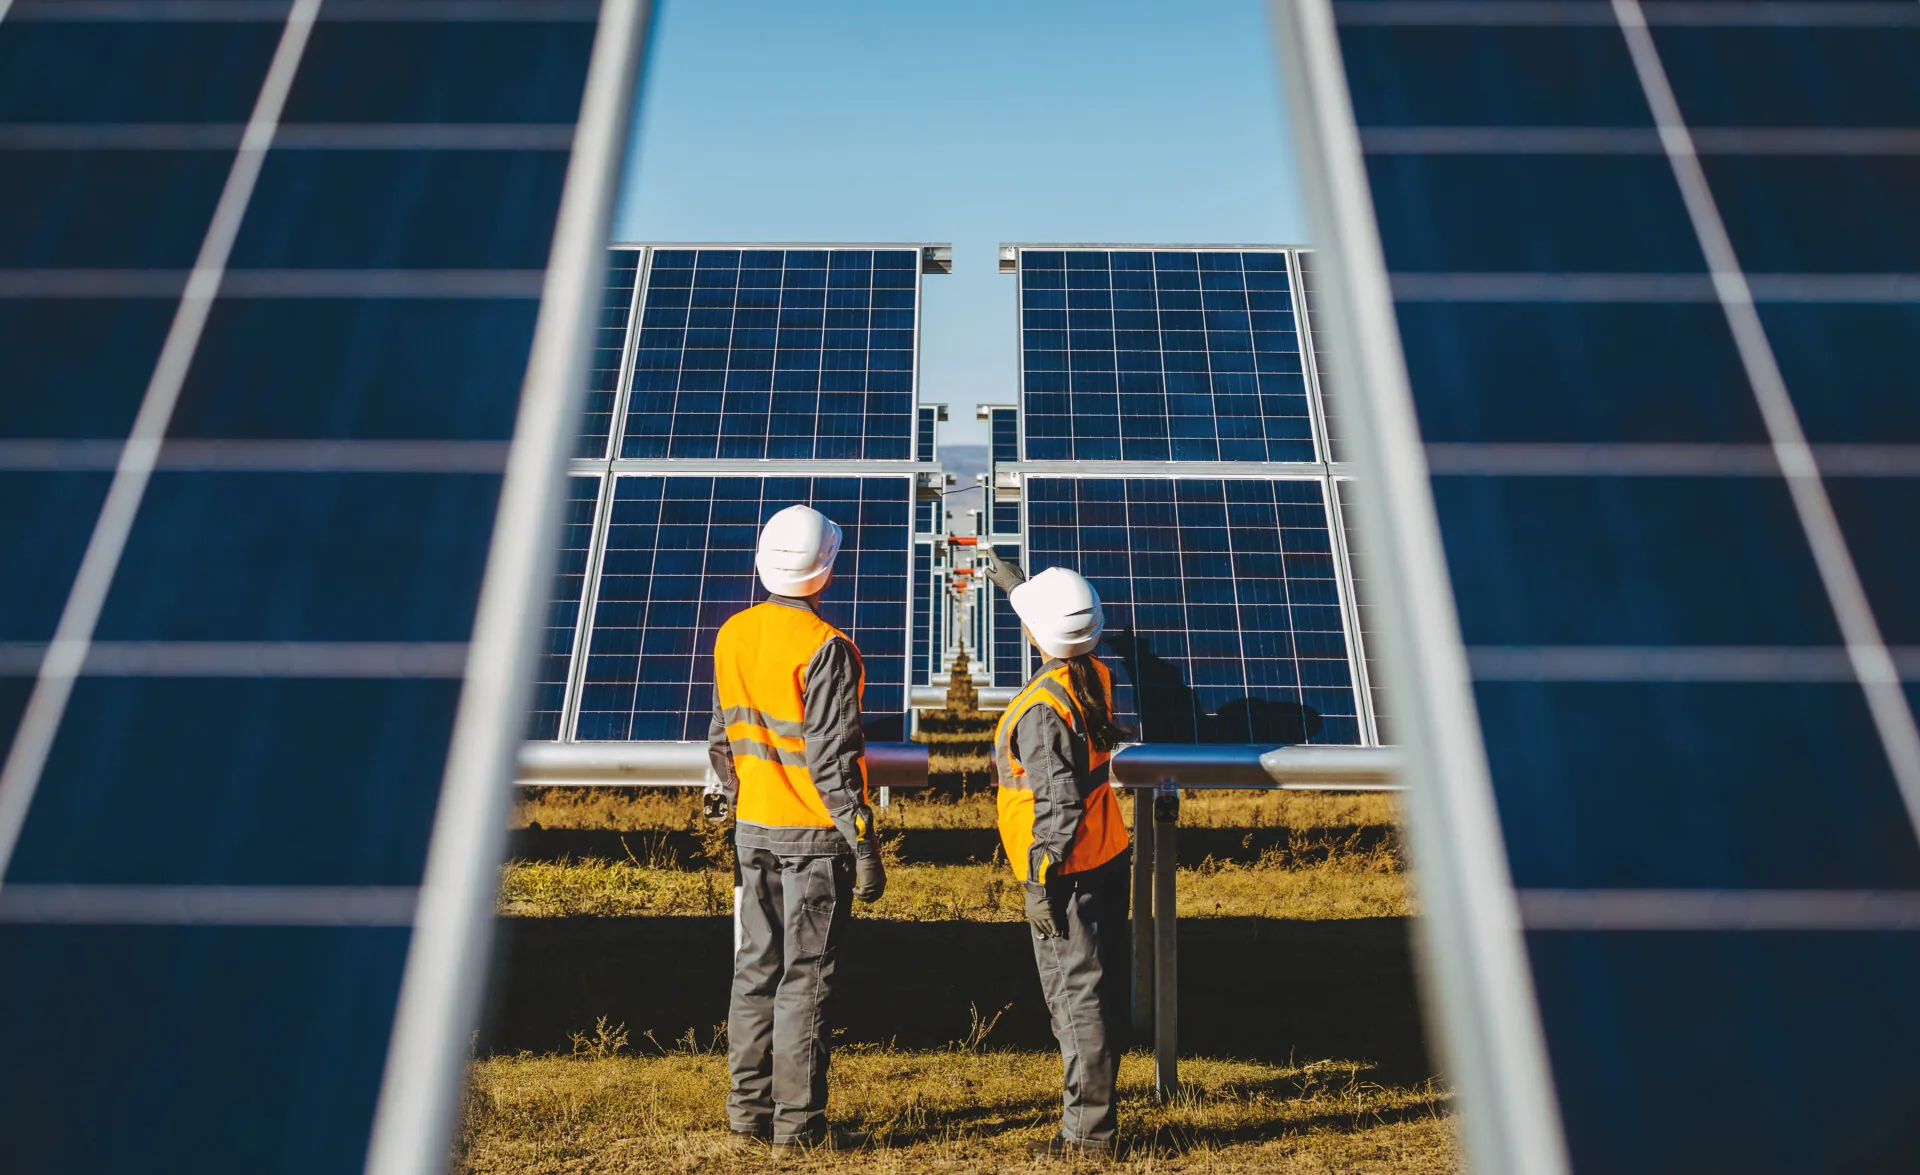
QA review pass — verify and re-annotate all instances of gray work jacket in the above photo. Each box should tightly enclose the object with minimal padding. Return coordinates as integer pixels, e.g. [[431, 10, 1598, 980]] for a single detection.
[[708, 594, 868, 857]]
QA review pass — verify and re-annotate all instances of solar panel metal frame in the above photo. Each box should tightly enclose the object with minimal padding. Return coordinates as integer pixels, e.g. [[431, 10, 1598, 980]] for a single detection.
[[1000, 243, 1385, 746], [1274, 2, 1920, 1172]]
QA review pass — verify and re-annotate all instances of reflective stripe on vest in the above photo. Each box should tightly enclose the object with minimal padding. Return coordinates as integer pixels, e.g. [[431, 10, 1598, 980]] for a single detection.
[[714, 600, 866, 829], [994, 660, 1128, 882]]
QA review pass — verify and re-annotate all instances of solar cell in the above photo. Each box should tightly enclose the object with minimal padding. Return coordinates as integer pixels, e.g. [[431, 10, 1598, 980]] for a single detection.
[[1017, 248, 1316, 463], [574, 476, 911, 742], [1283, 1, 1920, 1170], [988, 404, 1020, 464], [0, 5, 646, 1174], [1026, 477, 1360, 744], [989, 543, 1025, 689], [621, 247, 919, 461], [990, 499, 1020, 536], [916, 405, 937, 462]]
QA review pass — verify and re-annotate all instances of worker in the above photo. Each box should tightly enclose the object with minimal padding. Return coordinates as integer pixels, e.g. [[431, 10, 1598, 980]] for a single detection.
[[983, 549, 1132, 1160], [707, 504, 887, 1155]]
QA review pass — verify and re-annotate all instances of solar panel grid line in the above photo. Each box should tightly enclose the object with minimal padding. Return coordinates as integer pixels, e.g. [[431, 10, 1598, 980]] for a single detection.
[[1516, 888, 1920, 932], [0, 0, 323, 879], [1613, 0, 1920, 839], [1270, 5, 1573, 1174], [1287, 249, 1335, 466], [0, 883, 420, 926], [1423, 443, 1920, 478], [1361, 125, 1920, 155], [0, 641, 471, 677], [1328, 1, 1920, 27], [363, 4, 649, 1174], [1468, 645, 1920, 682], [7, 0, 607, 19], [1390, 272, 1920, 302], [0, 123, 578, 150]]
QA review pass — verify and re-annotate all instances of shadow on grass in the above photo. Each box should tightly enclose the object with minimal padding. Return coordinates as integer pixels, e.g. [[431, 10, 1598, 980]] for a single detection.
[[480, 916, 1434, 1083]]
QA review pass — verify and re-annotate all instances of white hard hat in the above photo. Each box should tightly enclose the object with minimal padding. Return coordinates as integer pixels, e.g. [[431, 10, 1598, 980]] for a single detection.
[[1008, 567, 1105, 659], [756, 504, 843, 597]]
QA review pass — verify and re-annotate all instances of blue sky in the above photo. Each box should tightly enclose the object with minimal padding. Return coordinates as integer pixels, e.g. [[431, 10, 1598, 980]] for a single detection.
[[613, 0, 1308, 445]]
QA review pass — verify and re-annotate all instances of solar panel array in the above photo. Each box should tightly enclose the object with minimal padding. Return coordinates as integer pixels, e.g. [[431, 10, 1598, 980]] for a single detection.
[[1018, 249, 1316, 463], [539, 245, 941, 744], [0, 3, 642, 1172], [1285, 1, 1920, 1170], [528, 475, 602, 741], [1004, 246, 1379, 743], [577, 248, 642, 459], [575, 475, 910, 741], [622, 247, 920, 461]]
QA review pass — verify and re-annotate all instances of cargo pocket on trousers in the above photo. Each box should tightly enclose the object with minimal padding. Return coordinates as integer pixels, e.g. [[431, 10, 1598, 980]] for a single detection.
[[789, 864, 839, 966]]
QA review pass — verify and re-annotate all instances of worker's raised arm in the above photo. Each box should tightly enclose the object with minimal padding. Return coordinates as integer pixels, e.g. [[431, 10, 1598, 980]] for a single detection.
[[801, 635, 869, 850], [982, 545, 1028, 595], [1011, 702, 1083, 885]]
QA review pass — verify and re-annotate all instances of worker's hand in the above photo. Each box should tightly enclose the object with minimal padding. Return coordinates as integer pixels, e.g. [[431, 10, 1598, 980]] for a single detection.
[[850, 804, 887, 903], [981, 545, 1027, 594], [1024, 882, 1063, 939]]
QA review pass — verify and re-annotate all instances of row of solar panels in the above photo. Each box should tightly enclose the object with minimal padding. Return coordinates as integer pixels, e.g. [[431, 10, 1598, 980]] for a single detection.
[[536, 242, 1389, 747]]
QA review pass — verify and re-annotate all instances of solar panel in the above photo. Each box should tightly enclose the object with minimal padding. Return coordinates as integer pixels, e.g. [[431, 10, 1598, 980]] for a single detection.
[[622, 247, 920, 461], [990, 499, 1021, 536], [916, 404, 938, 462], [989, 542, 1026, 689], [573, 475, 911, 742], [1280, 2, 1920, 1171], [0, 4, 645, 1174], [1017, 248, 1316, 463], [528, 475, 601, 740], [1294, 250, 1344, 461], [1333, 480, 1388, 744], [911, 540, 935, 687], [577, 247, 642, 459], [1026, 477, 1360, 744], [988, 404, 1020, 464]]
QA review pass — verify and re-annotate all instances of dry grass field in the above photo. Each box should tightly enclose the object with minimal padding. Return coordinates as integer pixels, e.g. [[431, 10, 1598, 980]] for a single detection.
[[466, 765, 1453, 1173]]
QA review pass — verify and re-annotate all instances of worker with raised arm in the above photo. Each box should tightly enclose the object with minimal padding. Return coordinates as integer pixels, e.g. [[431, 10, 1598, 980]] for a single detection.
[[982, 548, 1132, 1160], [706, 504, 886, 1156]]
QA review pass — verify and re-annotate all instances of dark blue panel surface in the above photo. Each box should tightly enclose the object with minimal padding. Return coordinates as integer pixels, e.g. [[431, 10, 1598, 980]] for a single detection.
[[1027, 478, 1358, 744], [1656, 26, 1920, 129], [283, 20, 594, 124], [1827, 477, 1920, 646], [990, 406, 1019, 464], [577, 249, 640, 458], [528, 475, 599, 740], [1342, 24, 1650, 128], [911, 542, 933, 687], [991, 542, 1025, 689], [1399, 302, 1767, 443], [620, 248, 919, 461], [0, 677, 30, 756], [173, 298, 538, 440], [0, 21, 279, 123], [577, 476, 912, 741], [1020, 249, 1315, 463], [10, 678, 458, 886], [1482, 680, 1920, 890], [230, 149, 568, 270], [97, 472, 499, 642], [0, 149, 230, 267], [1529, 930, 1920, 1175], [0, 925, 410, 1175], [0, 472, 112, 642], [0, 299, 176, 439], [1434, 476, 1840, 646], [1367, 154, 1704, 274], [991, 500, 1020, 536], [1704, 155, 1920, 274], [1762, 303, 1920, 443]]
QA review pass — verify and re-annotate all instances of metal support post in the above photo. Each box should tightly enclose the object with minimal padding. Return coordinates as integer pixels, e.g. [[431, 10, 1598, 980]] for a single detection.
[[1152, 782, 1180, 1102], [1130, 784, 1155, 1034]]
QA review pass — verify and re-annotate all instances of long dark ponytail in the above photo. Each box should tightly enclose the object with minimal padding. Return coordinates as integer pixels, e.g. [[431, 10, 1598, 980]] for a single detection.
[[1064, 653, 1130, 753]]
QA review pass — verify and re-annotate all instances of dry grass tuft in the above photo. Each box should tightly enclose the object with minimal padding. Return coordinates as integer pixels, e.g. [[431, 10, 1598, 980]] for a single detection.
[[458, 1047, 1456, 1174]]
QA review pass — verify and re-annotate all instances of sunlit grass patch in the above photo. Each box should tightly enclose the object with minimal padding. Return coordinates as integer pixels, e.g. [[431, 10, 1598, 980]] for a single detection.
[[458, 1045, 1456, 1174]]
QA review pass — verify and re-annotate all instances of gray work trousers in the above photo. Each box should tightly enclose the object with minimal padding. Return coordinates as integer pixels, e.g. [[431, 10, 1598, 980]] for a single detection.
[[1030, 850, 1131, 1144], [728, 847, 854, 1142]]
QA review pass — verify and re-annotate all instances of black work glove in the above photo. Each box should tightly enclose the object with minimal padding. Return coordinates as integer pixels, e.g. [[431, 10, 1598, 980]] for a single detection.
[[1025, 882, 1063, 939], [981, 545, 1027, 594], [702, 788, 730, 824], [851, 805, 887, 903]]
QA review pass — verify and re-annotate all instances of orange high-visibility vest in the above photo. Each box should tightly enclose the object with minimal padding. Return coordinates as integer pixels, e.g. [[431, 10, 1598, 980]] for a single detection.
[[995, 659, 1127, 883], [714, 601, 868, 830]]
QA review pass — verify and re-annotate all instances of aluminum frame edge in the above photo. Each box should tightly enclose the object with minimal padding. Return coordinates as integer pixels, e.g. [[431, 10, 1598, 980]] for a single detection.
[[1267, 4, 1571, 1173]]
